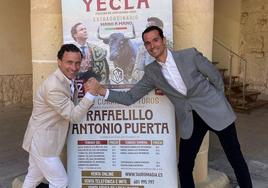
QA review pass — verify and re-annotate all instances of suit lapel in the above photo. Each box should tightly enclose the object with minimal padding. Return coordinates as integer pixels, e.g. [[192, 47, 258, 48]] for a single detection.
[[54, 68, 72, 98], [171, 51, 190, 90], [151, 60, 186, 97]]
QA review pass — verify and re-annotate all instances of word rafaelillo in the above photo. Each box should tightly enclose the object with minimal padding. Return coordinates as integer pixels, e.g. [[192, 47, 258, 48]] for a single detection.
[[87, 109, 153, 121], [83, 0, 150, 12]]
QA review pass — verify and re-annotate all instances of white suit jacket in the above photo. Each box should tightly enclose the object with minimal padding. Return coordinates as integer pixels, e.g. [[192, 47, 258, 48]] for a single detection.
[[22, 68, 93, 157]]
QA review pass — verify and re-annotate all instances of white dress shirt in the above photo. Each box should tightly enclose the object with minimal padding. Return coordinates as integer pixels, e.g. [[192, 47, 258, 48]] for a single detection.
[[157, 50, 187, 95]]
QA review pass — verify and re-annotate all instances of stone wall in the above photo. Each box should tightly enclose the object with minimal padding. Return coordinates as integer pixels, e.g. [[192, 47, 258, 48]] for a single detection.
[[213, 0, 241, 76], [240, 0, 268, 95], [0, 74, 32, 106]]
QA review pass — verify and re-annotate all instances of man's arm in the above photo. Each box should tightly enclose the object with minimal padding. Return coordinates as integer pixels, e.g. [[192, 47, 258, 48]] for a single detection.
[[193, 48, 225, 92], [94, 74, 155, 106], [45, 78, 99, 123]]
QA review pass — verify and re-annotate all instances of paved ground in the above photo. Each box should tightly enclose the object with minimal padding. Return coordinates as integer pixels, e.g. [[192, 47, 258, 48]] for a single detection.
[[209, 105, 268, 188], [0, 106, 30, 188], [0, 105, 268, 188]]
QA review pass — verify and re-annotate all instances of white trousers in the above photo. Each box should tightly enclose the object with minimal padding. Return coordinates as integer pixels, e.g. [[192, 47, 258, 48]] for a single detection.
[[22, 142, 68, 188]]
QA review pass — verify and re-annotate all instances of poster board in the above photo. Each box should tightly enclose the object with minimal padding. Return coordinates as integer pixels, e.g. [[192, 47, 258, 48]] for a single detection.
[[61, 1, 177, 187]]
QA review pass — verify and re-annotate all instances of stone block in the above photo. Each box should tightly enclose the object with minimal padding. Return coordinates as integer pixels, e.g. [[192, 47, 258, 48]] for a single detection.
[[0, 75, 32, 106]]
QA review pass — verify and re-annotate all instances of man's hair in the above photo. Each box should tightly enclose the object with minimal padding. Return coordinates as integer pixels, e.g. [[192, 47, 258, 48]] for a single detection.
[[142, 26, 164, 41], [57, 44, 83, 60], [147, 17, 163, 28], [71, 23, 82, 41]]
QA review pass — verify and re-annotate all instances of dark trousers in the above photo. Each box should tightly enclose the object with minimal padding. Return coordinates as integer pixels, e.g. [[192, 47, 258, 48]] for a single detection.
[[178, 111, 252, 188]]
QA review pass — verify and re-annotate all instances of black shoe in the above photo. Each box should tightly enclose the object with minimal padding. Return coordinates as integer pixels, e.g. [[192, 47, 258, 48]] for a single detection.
[[36, 182, 49, 188]]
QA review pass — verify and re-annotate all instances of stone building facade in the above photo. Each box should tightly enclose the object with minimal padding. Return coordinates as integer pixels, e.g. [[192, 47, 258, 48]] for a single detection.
[[0, 75, 32, 106], [0, 0, 32, 106], [1, 0, 268, 105], [1, 0, 268, 187], [240, 0, 268, 95]]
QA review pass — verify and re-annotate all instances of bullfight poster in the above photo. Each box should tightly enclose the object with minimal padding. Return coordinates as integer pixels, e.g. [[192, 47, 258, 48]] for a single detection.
[[61, 0, 177, 187]]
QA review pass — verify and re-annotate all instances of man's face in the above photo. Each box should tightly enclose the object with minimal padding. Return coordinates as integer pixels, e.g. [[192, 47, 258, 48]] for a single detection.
[[58, 51, 81, 80], [74, 24, 88, 41], [143, 30, 167, 61]]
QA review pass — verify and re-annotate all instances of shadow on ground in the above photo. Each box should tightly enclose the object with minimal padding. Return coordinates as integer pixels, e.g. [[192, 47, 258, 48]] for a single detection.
[[1, 105, 268, 188], [209, 105, 268, 188]]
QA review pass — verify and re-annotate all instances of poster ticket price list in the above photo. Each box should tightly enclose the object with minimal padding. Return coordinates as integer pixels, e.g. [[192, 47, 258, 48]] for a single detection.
[[77, 140, 163, 170], [81, 170, 144, 188]]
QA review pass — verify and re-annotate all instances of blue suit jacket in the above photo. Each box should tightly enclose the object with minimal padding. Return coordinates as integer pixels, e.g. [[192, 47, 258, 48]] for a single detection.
[[108, 48, 236, 139]]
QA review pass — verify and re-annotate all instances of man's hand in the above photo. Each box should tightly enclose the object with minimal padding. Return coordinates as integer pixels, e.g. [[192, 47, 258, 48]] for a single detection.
[[84, 78, 100, 96], [97, 85, 107, 96]]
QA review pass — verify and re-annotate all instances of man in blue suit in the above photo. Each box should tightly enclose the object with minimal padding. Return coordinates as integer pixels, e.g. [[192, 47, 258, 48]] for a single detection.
[[96, 26, 252, 188]]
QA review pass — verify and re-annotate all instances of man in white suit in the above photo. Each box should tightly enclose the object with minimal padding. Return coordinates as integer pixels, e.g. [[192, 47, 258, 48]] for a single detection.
[[96, 26, 252, 188], [22, 44, 99, 188]]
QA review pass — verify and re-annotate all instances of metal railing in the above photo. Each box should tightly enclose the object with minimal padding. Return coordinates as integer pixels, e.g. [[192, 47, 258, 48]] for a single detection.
[[213, 38, 248, 108]]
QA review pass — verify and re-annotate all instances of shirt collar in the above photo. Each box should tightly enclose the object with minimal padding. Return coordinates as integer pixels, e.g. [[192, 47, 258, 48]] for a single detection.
[[77, 42, 87, 48], [157, 50, 172, 67], [60, 69, 74, 85], [72, 41, 87, 49]]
